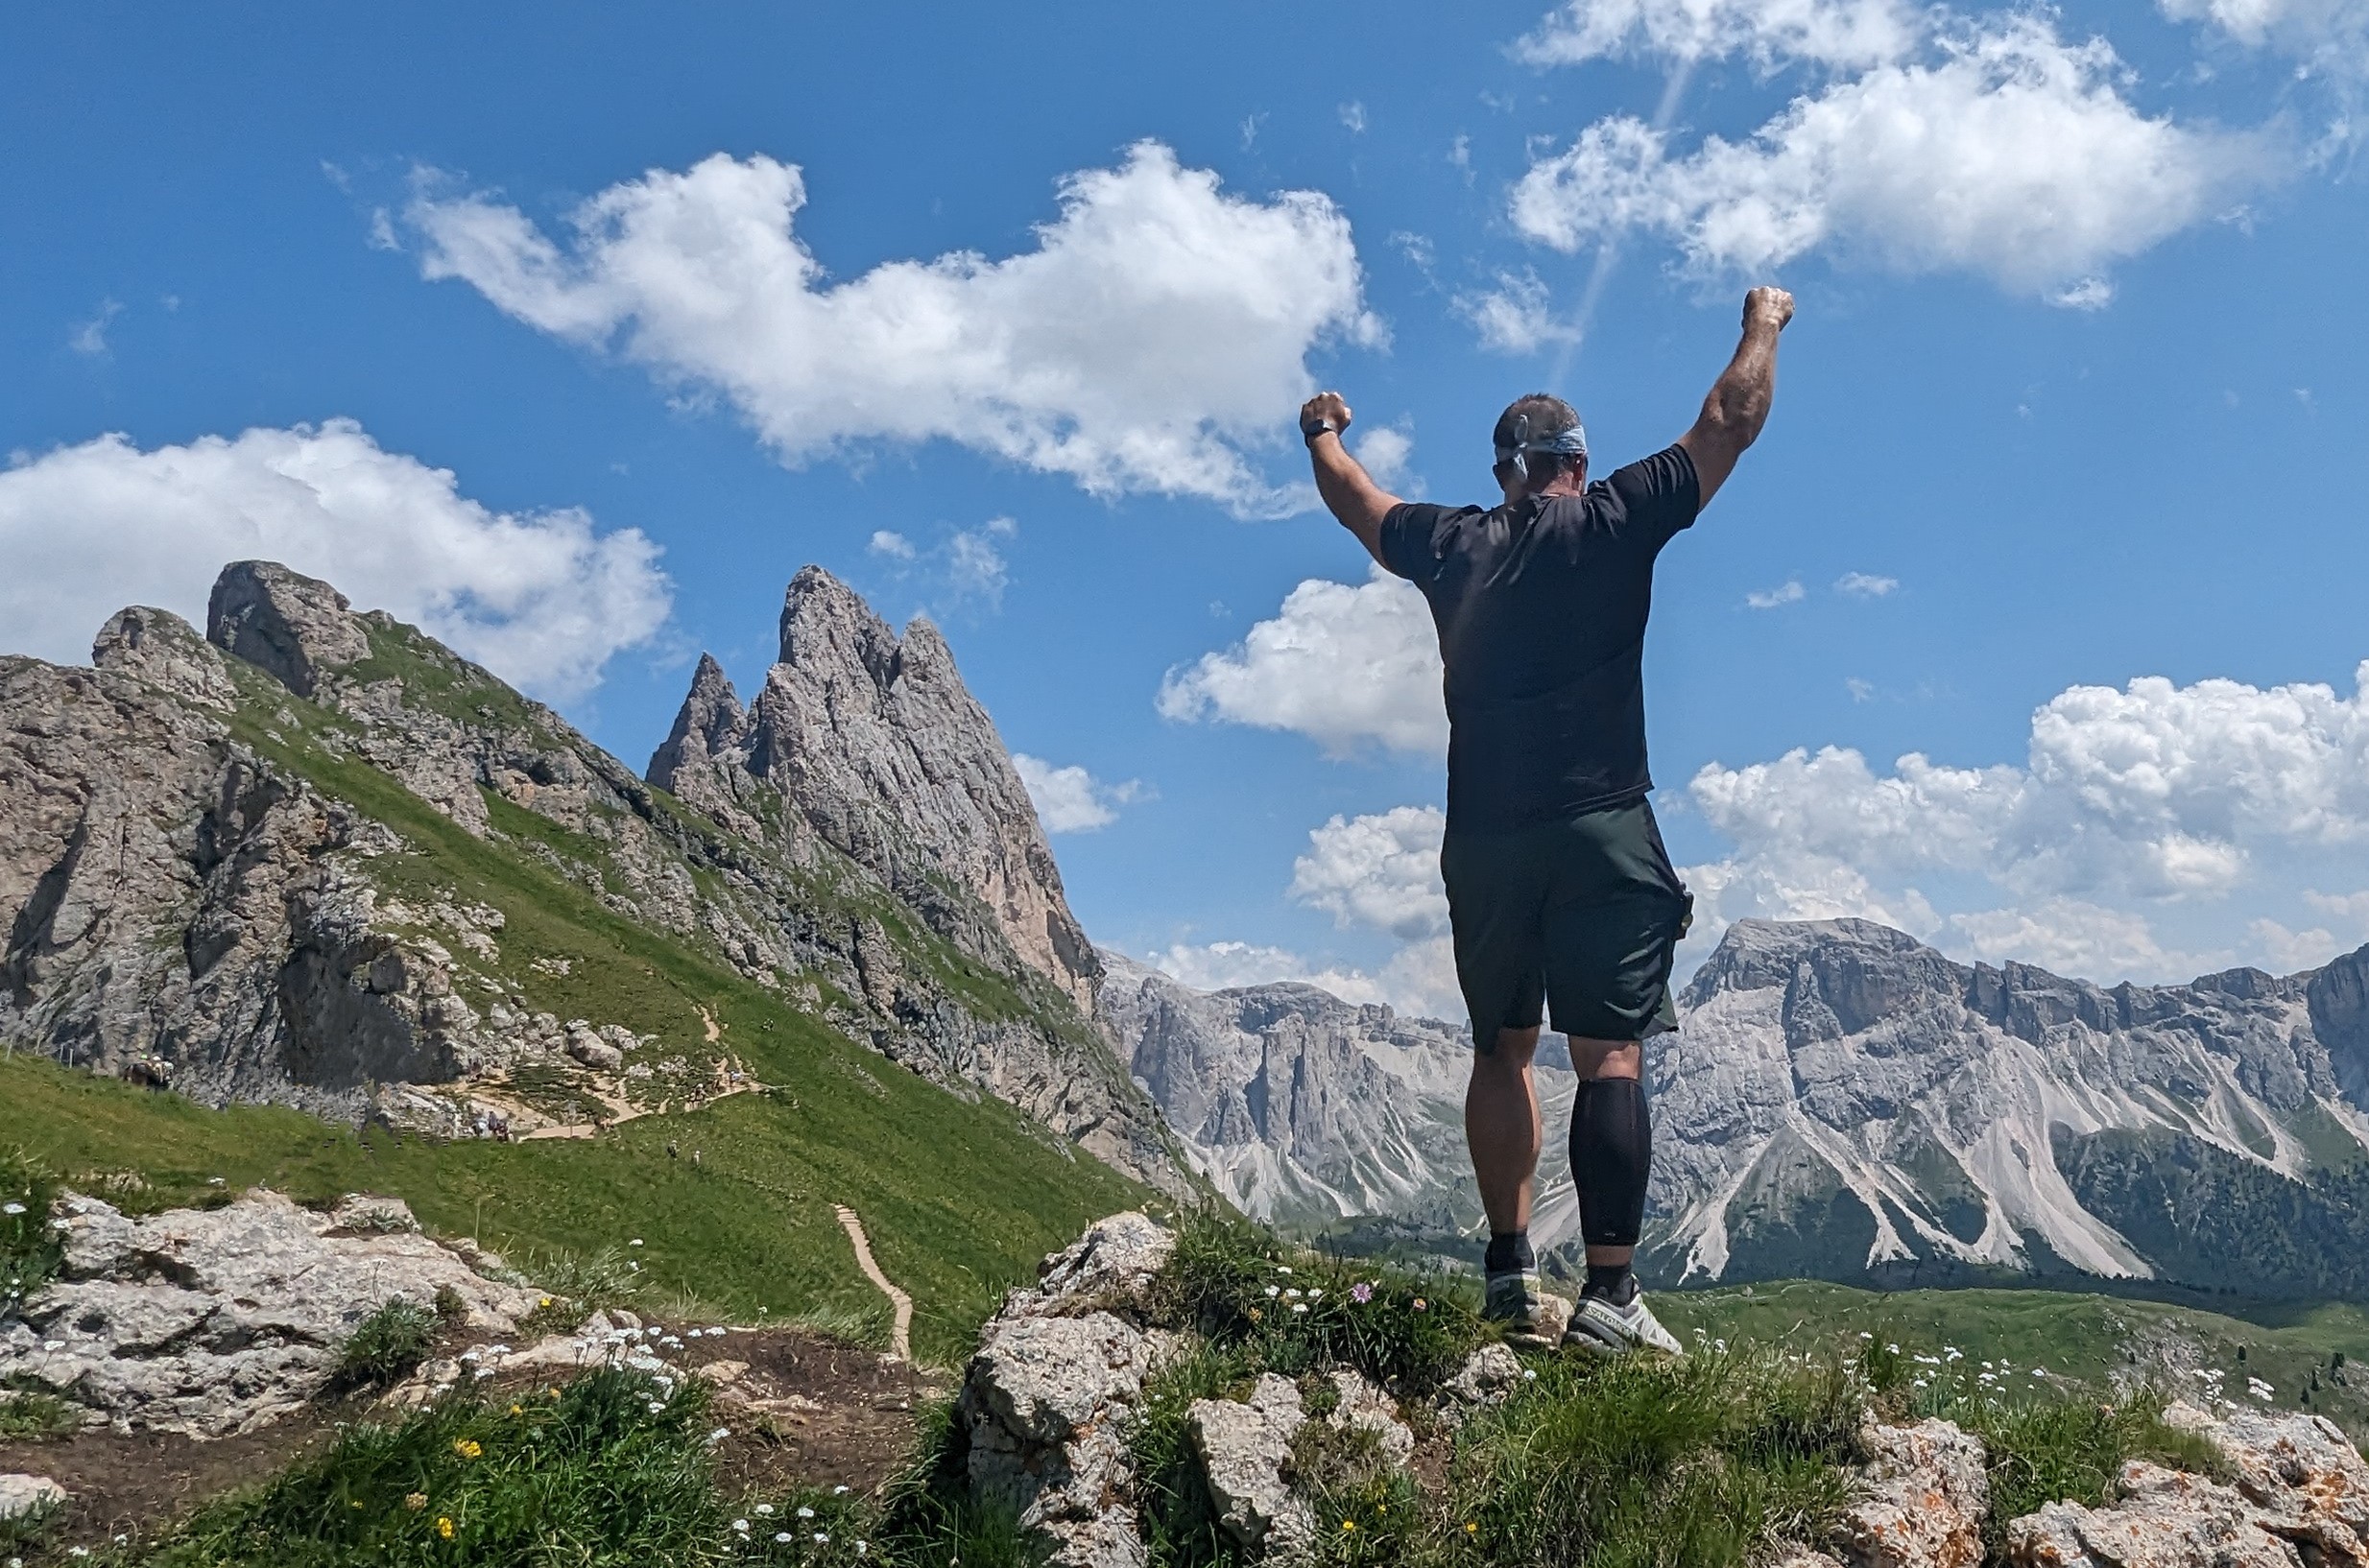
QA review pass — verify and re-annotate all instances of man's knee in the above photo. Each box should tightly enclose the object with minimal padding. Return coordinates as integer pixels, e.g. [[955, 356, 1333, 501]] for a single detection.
[[1568, 1035, 1642, 1081], [1475, 1025, 1540, 1077]]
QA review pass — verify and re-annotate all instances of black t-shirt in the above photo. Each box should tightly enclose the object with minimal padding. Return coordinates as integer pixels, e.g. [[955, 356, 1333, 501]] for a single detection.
[[1379, 444, 1701, 832]]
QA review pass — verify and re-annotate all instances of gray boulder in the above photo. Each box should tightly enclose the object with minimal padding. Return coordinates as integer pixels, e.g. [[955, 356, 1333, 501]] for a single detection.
[[0, 1473, 66, 1521], [1190, 1373, 1314, 1556], [0, 1190, 539, 1437]]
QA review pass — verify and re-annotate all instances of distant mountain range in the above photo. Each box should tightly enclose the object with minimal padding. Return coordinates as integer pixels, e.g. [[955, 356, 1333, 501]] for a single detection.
[[1105, 919, 2369, 1297]]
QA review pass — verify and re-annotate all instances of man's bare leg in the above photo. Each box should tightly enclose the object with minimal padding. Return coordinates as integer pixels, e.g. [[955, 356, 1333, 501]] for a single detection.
[[1567, 1036, 1640, 1273], [1466, 1025, 1543, 1236]]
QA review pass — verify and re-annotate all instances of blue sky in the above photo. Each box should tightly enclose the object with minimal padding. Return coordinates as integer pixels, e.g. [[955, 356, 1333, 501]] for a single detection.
[[6, 0, 2368, 1014]]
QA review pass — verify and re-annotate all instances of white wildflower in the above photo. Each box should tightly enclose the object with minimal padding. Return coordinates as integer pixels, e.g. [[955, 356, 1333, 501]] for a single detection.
[[798, 1507, 816, 1519], [1, 1202, 24, 1215], [732, 1519, 750, 1532], [755, 1504, 775, 1516]]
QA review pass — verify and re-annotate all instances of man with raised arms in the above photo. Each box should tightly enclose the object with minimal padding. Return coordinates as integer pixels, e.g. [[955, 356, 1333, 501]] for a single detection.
[[1297, 285, 1795, 1355]]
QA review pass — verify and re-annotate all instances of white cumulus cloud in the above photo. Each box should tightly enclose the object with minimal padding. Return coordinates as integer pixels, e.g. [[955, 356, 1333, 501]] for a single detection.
[[2162, 0, 2369, 76], [1747, 580, 1807, 608], [1013, 753, 1143, 834], [1512, 12, 2279, 298], [1679, 661, 2369, 980], [1157, 567, 1446, 757], [1291, 806, 1451, 939], [1142, 937, 1461, 1020], [407, 143, 1382, 515], [0, 420, 671, 701], [1518, 0, 1920, 71], [1455, 270, 1585, 354]]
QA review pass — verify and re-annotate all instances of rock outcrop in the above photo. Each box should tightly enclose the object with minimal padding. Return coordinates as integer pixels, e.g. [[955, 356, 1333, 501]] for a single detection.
[[1, 559, 1179, 1190], [0, 1190, 539, 1437], [2005, 1400, 2369, 1566], [0, 1473, 66, 1521], [1836, 1417, 1991, 1568]]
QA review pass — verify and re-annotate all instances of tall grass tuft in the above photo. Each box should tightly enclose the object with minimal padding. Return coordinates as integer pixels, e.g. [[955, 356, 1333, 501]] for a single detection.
[[0, 1147, 62, 1315], [1436, 1344, 1866, 1567], [873, 1394, 1045, 1566], [1154, 1208, 1483, 1395], [326, 1298, 441, 1393]]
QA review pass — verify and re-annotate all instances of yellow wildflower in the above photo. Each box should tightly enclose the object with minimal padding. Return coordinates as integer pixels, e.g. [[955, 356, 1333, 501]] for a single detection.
[[453, 1438, 482, 1460], [1340, 1519, 1356, 1532], [437, 1517, 455, 1539]]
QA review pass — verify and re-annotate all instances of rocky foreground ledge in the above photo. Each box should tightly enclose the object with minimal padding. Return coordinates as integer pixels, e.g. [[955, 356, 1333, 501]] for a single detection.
[[943, 1214, 2369, 1568], [4, 1200, 2368, 1567]]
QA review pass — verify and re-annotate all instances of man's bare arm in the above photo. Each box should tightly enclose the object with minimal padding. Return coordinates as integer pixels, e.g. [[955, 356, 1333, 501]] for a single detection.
[[1300, 391, 1402, 569], [1677, 286, 1794, 510]]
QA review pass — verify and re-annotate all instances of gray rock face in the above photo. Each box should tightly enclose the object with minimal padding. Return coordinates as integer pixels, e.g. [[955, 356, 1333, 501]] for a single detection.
[[647, 568, 1174, 1189], [1646, 918, 2369, 1287], [206, 560, 372, 700], [3, 558, 1179, 1190], [92, 606, 235, 710], [957, 1211, 1184, 1568], [0, 1473, 67, 1521], [1098, 953, 1582, 1242], [0, 1190, 539, 1437], [655, 567, 1096, 1011], [2003, 1399, 2369, 1567], [1191, 1373, 1315, 1554]]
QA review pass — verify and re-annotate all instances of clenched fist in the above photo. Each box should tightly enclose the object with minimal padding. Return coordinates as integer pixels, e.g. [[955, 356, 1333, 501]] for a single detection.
[[1300, 391, 1352, 440], [1744, 286, 1795, 331]]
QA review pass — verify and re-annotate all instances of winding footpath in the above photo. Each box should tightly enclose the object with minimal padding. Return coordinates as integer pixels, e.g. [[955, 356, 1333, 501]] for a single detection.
[[833, 1204, 915, 1362]]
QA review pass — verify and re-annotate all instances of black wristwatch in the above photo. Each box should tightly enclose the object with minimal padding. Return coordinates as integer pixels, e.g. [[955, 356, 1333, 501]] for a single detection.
[[1302, 419, 1340, 444]]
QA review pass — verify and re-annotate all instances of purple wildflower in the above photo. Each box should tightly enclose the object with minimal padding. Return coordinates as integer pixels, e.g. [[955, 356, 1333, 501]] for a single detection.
[[1351, 1282, 1374, 1304]]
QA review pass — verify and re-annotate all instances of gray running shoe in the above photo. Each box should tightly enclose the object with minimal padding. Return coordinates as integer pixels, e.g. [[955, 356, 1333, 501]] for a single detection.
[[1563, 1291, 1684, 1358], [1483, 1267, 1556, 1347]]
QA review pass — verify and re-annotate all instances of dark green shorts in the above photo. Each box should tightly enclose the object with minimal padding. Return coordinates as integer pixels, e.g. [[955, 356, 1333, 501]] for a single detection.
[[1440, 797, 1692, 1051]]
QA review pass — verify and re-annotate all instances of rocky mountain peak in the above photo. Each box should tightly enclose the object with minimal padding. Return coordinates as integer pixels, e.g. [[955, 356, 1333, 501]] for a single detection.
[[660, 565, 1098, 1012], [646, 653, 748, 793], [92, 605, 235, 710], [205, 559, 371, 698]]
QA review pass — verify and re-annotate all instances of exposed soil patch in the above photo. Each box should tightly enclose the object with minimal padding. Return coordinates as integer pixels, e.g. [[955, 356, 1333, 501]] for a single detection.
[[0, 1325, 939, 1560], [0, 1407, 339, 1554], [684, 1327, 950, 1498]]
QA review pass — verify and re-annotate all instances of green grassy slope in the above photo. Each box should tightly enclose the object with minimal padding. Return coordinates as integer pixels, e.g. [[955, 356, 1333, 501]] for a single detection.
[[1662, 1279, 2369, 1441], [4, 657, 1148, 1362]]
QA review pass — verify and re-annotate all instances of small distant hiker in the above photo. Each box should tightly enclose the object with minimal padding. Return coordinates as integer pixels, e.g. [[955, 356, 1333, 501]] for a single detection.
[[1299, 286, 1795, 1356]]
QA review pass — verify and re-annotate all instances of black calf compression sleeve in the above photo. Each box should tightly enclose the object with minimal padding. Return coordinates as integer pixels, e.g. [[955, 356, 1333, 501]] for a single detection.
[[1570, 1078, 1652, 1248]]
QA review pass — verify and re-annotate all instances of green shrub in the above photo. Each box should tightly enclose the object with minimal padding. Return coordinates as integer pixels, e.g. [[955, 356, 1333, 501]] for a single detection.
[[0, 1386, 80, 1439], [0, 1147, 62, 1313], [1155, 1210, 1483, 1395], [328, 1297, 440, 1393]]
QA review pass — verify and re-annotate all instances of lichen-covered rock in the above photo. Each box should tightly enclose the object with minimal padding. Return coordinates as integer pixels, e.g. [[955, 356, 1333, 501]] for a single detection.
[[1019, 1211, 1176, 1319], [2005, 1461, 2301, 1568], [961, 1311, 1160, 1568], [2171, 1400, 2369, 1562], [0, 1190, 539, 1437], [0, 1473, 67, 1520], [1323, 1369, 1415, 1468], [1441, 1342, 1524, 1411], [1837, 1417, 1989, 1568], [1190, 1373, 1314, 1556]]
